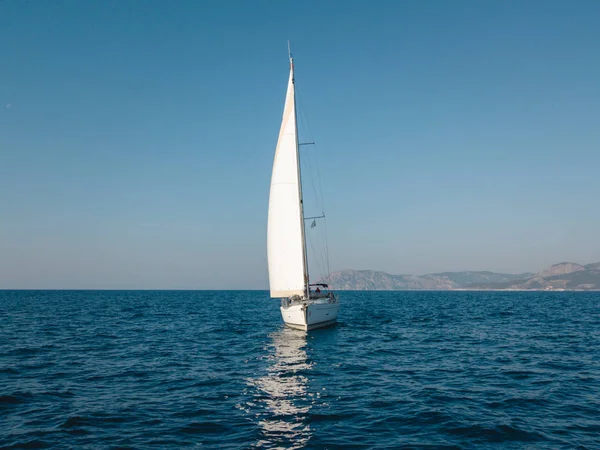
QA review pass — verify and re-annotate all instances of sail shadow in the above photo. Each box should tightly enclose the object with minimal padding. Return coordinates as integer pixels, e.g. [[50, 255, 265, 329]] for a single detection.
[[247, 327, 313, 449]]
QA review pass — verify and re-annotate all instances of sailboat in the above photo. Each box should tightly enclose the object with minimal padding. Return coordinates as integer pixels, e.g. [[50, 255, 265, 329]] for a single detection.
[[267, 47, 340, 331]]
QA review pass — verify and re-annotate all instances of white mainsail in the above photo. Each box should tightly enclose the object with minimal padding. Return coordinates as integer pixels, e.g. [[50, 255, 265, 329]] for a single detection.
[[267, 63, 307, 298]]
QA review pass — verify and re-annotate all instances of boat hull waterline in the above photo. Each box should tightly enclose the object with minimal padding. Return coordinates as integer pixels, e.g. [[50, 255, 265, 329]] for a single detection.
[[280, 298, 340, 331]]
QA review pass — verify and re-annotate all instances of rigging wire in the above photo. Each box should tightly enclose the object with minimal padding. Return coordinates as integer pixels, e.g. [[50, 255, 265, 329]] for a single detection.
[[295, 84, 332, 282]]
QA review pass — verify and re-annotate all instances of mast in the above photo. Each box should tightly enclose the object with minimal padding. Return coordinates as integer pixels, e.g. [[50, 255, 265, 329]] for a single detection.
[[289, 45, 310, 299]]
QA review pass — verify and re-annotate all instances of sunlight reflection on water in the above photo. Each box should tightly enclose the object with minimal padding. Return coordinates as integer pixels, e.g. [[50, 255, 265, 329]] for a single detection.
[[249, 327, 313, 449]]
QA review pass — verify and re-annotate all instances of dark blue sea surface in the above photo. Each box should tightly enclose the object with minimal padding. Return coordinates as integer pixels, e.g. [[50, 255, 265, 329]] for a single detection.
[[1, 290, 599, 449]]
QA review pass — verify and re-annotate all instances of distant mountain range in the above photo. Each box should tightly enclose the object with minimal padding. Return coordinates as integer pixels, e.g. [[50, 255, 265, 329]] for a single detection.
[[323, 262, 600, 291]]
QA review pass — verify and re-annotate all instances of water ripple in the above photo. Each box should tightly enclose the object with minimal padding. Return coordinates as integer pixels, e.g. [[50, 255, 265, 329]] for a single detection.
[[1, 290, 599, 448]]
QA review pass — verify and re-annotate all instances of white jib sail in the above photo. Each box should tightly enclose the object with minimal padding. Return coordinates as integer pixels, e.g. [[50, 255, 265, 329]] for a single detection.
[[267, 66, 306, 298]]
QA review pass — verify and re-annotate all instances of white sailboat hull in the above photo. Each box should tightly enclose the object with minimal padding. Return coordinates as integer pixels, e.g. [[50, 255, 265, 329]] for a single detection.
[[280, 297, 340, 331]]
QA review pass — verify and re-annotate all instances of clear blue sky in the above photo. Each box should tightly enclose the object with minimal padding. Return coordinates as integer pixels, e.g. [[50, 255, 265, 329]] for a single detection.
[[1, 0, 599, 288]]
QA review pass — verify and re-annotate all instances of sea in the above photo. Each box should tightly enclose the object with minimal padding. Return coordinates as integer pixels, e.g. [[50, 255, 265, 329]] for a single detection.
[[1, 290, 598, 449]]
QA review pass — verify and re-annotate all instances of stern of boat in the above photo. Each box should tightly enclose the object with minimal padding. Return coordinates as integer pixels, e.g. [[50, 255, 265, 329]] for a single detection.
[[280, 294, 339, 331]]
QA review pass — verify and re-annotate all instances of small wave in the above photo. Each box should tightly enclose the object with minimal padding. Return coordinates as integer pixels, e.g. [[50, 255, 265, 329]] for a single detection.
[[40, 390, 76, 400], [180, 421, 229, 434], [85, 369, 149, 381], [368, 399, 397, 409], [172, 408, 212, 418], [21, 361, 56, 371], [501, 369, 534, 380], [5, 347, 42, 356], [372, 410, 455, 428], [94, 333, 118, 339], [0, 392, 33, 405], [307, 412, 355, 423], [487, 397, 550, 409], [2, 439, 52, 449], [447, 424, 545, 442], [58, 414, 128, 434], [61, 416, 91, 428], [0, 394, 23, 405], [193, 378, 223, 388], [566, 423, 600, 433], [144, 439, 185, 446]]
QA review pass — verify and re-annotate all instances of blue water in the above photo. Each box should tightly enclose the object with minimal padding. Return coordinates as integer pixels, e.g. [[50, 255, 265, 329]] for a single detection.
[[1, 290, 599, 449]]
